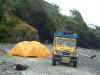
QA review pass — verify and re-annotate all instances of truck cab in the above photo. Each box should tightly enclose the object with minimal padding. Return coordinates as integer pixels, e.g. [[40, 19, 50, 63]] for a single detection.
[[52, 30, 78, 67]]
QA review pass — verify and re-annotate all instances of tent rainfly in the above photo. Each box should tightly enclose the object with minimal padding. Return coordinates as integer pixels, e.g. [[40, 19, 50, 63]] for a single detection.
[[8, 41, 51, 58]]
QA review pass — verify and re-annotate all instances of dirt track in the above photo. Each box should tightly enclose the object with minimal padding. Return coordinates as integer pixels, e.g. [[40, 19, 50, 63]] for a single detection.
[[0, 44, 100, 75]]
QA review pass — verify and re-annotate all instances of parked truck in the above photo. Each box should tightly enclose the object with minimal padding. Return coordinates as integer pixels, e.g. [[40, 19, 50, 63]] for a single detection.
[[52, 30, 79, 67]]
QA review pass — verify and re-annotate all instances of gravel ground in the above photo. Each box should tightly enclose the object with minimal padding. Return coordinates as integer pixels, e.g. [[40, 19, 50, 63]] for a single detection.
[[0, 44, 100, 75]]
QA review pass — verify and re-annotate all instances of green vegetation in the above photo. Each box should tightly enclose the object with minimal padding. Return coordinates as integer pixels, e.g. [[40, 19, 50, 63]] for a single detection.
[[96, 26, 100, 30], [0, 0, 100, 49]]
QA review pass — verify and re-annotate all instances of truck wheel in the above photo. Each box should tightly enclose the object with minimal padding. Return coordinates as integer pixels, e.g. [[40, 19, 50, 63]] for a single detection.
[[52, 55, 56, 66], [72, 57, 78, 67], [52, 59, 56, 66], [73, 61, 77, 67]]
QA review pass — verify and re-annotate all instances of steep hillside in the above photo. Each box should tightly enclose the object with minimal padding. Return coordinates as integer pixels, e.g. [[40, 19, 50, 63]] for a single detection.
[[0, 0, 100, 48]]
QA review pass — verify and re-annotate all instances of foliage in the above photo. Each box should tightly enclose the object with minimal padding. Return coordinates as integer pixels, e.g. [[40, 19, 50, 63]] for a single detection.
[[0, 0, 100, 48], [60, 9, 100, 49], [9, 0, 64, 41], [96, 26, 100, 30]]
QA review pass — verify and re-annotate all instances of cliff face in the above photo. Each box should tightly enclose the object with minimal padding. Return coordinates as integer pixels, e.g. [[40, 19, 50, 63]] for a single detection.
[[9, 24, 39, 43]]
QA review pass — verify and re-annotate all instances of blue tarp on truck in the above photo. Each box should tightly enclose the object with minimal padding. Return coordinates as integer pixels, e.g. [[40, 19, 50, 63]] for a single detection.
[[56, 30, 79, 39]]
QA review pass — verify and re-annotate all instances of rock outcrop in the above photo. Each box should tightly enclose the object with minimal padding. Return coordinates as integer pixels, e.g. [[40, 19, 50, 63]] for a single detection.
[[9, 24, 39, 43]]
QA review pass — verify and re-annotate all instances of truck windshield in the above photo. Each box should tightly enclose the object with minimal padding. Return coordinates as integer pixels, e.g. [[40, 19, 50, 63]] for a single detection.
[[57, 39, 76, 46]]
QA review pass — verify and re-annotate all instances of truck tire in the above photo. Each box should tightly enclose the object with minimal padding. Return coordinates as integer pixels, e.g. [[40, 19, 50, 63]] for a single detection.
[[52, 55, 57, 66], [52, 59, 56, 66], [73, 61, 77, 67], [72, 57, 78, 67]]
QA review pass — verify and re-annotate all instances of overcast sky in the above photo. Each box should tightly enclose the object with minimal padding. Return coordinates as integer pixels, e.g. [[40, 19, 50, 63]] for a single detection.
[[45, 0, 100, 26]]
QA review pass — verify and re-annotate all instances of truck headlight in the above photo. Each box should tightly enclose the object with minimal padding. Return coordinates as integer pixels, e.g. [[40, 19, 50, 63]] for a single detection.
[[56, 50, 63, 55]]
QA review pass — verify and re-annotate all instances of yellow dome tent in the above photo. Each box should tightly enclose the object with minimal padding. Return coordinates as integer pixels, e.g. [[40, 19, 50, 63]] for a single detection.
[[8, 41, 51, 58]]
